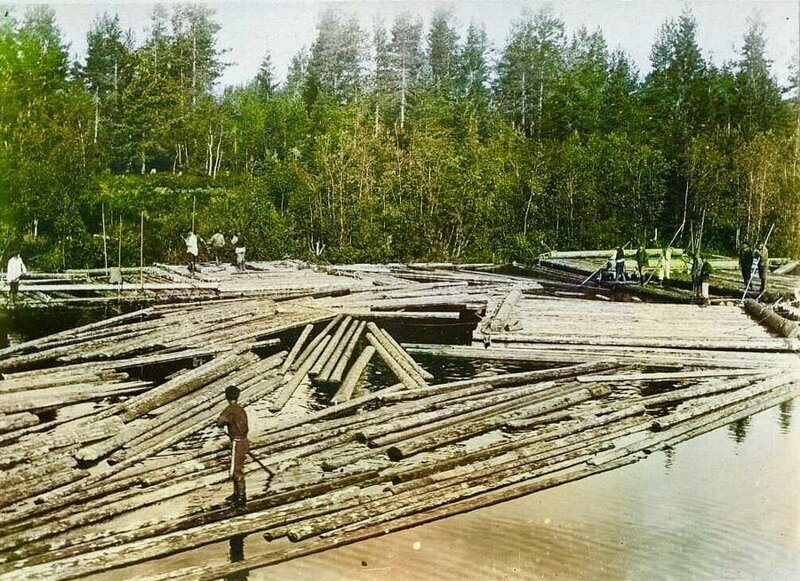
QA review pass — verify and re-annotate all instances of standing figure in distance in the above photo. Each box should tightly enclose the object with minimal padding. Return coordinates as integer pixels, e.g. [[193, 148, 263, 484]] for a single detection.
[[614, 246, 626, 282], [235, 244, 247, 272], [738, 240, 753, 290], [216, 385, 249, 509], [208, 232, 225, 265], [6, 251, 26, 307], [184, 231, 199, 274], [756, 243, 769, 296], [635, 243, 648, 285]]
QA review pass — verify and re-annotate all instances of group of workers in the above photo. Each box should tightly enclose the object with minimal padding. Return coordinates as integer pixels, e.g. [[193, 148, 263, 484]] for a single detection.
[[184, 231, 246, 274], [603, 243, 675, 285], [599, 239, 769, 299]]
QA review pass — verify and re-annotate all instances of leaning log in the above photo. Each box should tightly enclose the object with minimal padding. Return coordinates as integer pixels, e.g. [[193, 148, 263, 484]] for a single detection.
[[310, 317, 354, 378], [377, 327, 433, 381], [291, 315, 341, 371], [317, 319, 362, 383], [280, 324, 314, 373], [331, 346, 375, 404], [365, 322, 428, 385], [328, 321, 367, 385], [486, 285, 522, 332], [365, 333, 420, 388], [270, 336, 331, 412]]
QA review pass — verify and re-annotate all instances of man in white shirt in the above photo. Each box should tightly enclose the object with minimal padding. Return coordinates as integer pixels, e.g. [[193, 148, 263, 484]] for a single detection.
[[184, 231, 199, 273], [6, 251, 26, 306], [235, 245, 246, 272]]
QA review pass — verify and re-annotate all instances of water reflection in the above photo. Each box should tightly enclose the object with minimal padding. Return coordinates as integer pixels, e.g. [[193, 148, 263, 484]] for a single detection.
[[662, 445, 676, 471], [727, 416, 751, 444], [0, 305, 122, 348], [778, 399, 794, 434], [225, 534, 248, 581]]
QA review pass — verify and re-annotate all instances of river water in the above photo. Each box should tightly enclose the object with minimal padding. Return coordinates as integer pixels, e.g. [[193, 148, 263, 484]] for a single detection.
[[2, 309, 799, 579], [262, 400, 800, 580]]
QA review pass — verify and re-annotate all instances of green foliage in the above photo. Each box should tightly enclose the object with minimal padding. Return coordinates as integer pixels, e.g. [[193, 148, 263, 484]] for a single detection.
[[0, 5, 797, 271]]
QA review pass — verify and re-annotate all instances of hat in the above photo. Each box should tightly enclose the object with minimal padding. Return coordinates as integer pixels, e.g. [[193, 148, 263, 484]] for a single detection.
[[225, 385, 240, 401]]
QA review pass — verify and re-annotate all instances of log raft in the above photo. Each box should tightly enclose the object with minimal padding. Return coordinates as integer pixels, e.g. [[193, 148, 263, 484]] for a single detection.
[[0, 259, 797, 580]]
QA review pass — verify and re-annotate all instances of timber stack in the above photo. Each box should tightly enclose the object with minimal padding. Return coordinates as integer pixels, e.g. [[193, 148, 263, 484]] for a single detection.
[[0, 261, 798, 579]]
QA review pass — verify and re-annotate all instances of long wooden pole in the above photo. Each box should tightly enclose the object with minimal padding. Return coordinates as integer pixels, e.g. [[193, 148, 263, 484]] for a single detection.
[[139, 211, 144, 291], [101, 203, 108, 276], [117, 218, 122, 269], [191, 195, 196, 232]]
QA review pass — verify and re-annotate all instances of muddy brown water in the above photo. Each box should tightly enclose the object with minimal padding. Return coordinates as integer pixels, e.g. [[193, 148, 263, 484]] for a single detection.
[[2, 308, 799, 579]]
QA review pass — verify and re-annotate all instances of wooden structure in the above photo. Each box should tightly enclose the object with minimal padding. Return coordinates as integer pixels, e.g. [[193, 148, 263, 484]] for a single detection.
[[0, 261, 798, 579]]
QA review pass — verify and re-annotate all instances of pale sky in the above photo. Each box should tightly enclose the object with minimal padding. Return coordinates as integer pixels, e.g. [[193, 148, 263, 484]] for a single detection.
[[8, 1, 799, 90]]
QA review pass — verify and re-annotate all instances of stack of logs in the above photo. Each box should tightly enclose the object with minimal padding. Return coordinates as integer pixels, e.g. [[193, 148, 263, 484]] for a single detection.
[[0, 266, 799, 580]]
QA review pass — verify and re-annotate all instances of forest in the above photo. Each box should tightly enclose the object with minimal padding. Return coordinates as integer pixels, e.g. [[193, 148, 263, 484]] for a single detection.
[[0, 4, 797, 270]]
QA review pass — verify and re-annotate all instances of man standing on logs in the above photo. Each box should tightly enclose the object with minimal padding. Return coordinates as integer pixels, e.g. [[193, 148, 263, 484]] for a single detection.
[[635, 243, 648, 285], [184, 231, 199, 274], [614, 245, 626, 281], [208, 232, 225, 265], [216, 385, 249, 509], [5, 251, 26, 306], [739, 240, 753, 289], [756, 243, 769, 296]]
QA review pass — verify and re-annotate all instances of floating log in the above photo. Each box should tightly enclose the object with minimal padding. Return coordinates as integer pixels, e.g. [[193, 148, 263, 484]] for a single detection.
[[650, 371, 798, 431], [384, 385, 610, 461], [576, 368, 760, 383], [250, 338, 281, 349], [0, 412, 39, 433], [120, 348, 254, 422], [0, 416, 124, 468], [484, 333, 799, 353], [342, 310, 461, 320], [16, 282, 219, 292], [599, 374, 763, 413], [378, 360, 619, 404], [744, 299, 800, 339], [589, 372, 800, 466], [0, 381, 151, 414], [0, 307, 155, 360]]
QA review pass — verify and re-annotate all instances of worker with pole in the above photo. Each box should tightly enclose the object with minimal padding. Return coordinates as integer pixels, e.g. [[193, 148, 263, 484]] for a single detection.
[[216, 385, 249, 509], [741, 223, 775, 301]]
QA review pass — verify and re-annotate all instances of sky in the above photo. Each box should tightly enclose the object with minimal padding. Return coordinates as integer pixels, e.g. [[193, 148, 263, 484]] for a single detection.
[[7, 1, 800, 90]]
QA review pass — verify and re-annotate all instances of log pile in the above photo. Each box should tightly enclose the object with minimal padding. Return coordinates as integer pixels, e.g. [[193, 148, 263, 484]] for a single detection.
[[0, 262, 797, 580]]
